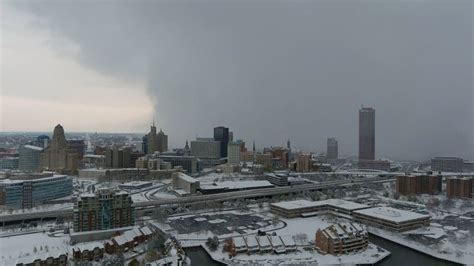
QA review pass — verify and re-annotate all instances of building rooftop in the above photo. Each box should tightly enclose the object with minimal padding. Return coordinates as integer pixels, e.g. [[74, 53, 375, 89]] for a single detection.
[[200, 180, 273, 190], [271, 199, 369, 211], [176, 173, 199, 183], [353, 207, 430, 223], [320, 223, 367, 241], [23, 145, 44, 151]]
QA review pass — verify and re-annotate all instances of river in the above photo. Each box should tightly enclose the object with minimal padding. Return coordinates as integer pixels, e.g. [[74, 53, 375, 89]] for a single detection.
[[184, 235, 460, 265]]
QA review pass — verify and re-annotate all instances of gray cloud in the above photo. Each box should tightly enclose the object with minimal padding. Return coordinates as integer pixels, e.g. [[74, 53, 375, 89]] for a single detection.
[[8, 0, 473, 160]]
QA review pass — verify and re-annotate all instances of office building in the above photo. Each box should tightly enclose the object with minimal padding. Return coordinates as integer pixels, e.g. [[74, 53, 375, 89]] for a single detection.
[[264, 147, 289, 169], [266, 173, 289, 186], [214, 126, 230, 158], [157, 129, 168, 153], [40, 124, 80, 174], [105, 147, 133, 168], [315, 223, 368, 255], [18, 145, 43, 172], [227, 141, 242, 165], [396, 175, 442, 195], [431, 157, 464, 172], [296, 154, 312, 172], [359, 107, 375, 160], [326, 138, 338, 161], [0, 173, 72, 209], [73, 188, 135, 232], [446, 177, 472, 198], [0, 157, 19, 170], [271, 199, 369, 218], [143, 122, 168, 154], [353, 207, 430, 232], [158, 154, 198, 175], [256, 154, 273, 170], [191, 138, 221, 159], [67, 140, 86, 160]]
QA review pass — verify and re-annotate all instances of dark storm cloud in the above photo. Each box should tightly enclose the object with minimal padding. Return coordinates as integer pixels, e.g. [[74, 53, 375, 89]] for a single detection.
[[9, 0, 473, 160]]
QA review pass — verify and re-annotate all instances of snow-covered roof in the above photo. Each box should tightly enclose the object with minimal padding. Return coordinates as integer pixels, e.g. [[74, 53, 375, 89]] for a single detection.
[[280, 235, 296, 247], [120, 181, 152, 186], [257, 236, 271, 247], [233, 237, 247, 248], [140, 226, 153, 236], [200, 180, 273, 190], [268, 236, 284, 247], [271, 199, 369, 211], [320, 223, 367, 241], [24, 145, 43, 151], [354, 207, 430, 223], [209, 219, 226, 224], [0, 174, 69, 185], [176, 173, 199, 183], [245, 236, 258, 247]]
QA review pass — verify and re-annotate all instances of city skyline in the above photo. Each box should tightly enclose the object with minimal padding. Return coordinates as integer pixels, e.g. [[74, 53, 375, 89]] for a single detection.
[[1, 1, 473, 161]]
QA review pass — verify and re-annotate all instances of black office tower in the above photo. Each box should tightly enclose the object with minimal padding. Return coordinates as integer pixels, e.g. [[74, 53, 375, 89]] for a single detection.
[[214, 126, 229, 158], [359, 107, 375, 160]]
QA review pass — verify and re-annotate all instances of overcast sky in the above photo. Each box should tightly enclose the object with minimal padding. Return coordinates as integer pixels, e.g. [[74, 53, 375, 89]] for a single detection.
[[1, 0, 473, 160]]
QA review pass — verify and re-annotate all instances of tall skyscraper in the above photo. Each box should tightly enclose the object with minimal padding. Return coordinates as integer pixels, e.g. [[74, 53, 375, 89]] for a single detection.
[[227, 141, 241, 165], [359, 107, 375, 160], [143, 122, 168, 154], [40, 124, 79, 174], [214, 126, 230, 158], [157, 129, 168, 153], [327, 138, 338, 160]]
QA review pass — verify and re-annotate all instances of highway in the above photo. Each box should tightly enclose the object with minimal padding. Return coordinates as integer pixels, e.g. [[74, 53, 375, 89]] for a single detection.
[[0, 176, 394, 224]]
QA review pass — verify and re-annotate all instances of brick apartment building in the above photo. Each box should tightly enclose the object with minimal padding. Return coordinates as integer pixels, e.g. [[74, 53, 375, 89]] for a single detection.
[[396, 175, 442, 195], [315, 223, 368, 255], [446, 177, 472, 198]]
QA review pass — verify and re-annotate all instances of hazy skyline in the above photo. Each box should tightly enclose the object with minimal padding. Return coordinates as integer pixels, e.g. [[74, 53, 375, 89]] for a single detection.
[[1, 0, 473, 160]]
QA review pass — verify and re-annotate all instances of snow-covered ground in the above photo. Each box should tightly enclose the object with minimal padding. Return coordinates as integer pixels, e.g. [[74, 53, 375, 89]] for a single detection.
[[0, 232, 69, 266], [160, 207, 390, 265], [0, 203, 72, 216]]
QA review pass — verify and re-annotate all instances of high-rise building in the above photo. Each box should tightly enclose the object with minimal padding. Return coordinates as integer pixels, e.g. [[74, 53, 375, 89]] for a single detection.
[[396, 175, 442, 195], [105, 147, 133, 168], [157, 129, 168, 153], [73, 188, 135, 232], [359, 107, 375, 160], [67, 140, 86, 160], [191, 138, 221, 159], [327, 138, 338, 161], [446, 177, 472, 198], [214, 126, 230, 158], [228, 141, 241, 165], [143, 123, 159, 154], [40, 124, 79, 174], [18, 145, 43, 172]]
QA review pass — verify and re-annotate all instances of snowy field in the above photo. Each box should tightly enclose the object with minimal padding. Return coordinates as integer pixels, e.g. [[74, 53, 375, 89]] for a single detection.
[[0, 232, 69, 266]]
